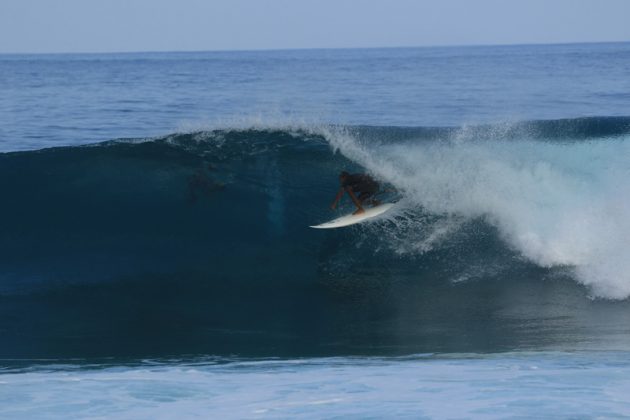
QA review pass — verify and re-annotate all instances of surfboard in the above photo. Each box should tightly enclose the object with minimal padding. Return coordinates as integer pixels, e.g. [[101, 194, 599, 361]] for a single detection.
[[310, 203, 395, 229]]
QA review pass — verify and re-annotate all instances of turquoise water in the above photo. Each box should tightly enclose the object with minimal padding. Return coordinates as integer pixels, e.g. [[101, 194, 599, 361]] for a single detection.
[[2, 353, 630, 418]]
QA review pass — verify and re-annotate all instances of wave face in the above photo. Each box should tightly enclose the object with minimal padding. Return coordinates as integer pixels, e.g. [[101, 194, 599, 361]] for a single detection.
[[2, 116, 630, 360]]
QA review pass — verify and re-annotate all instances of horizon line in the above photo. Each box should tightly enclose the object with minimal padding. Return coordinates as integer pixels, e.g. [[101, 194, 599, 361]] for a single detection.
[[1, 39, 629, 56]]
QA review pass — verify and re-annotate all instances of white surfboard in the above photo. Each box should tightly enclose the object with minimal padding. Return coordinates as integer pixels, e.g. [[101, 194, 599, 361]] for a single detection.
[[310, 203, 395, 229]]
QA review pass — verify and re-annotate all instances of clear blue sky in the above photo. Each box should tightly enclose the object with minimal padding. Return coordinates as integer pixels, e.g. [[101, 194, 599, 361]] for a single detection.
[[1, 0, 629, 53]]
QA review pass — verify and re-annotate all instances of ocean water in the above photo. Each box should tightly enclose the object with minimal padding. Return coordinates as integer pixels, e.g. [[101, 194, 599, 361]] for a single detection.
[[2, 42, 630, 417]]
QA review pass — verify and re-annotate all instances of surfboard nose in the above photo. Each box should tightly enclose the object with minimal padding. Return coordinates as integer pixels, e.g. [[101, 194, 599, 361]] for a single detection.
[[310, 203, 395, 229]]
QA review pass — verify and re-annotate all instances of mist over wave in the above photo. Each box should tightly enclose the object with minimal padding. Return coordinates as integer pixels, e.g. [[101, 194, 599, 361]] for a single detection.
[[325, 118, 630, 298]]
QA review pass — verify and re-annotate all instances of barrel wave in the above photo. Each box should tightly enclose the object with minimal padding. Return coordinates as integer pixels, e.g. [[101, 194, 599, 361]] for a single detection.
[[2, 117, 630, 361]]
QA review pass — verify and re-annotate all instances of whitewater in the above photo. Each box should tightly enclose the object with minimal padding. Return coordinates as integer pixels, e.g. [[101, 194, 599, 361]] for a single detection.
[[323, 122, 630, 299], [3, 353, 630, 419]]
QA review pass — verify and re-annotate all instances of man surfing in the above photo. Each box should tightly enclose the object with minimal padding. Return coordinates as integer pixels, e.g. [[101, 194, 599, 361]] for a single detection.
[[330, 171, 380, 215]]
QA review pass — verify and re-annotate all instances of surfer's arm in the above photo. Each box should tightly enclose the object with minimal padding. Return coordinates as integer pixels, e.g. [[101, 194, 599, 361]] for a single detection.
[[330, 187, 345, 210], [346, 188, 365, 214]]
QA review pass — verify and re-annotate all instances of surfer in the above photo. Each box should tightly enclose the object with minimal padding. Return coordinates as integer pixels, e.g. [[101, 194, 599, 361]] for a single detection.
[[330, 171, 380, 215]]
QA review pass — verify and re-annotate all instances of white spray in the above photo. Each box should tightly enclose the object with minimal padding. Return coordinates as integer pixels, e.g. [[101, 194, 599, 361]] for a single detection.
[[322, 125, 630, 299]]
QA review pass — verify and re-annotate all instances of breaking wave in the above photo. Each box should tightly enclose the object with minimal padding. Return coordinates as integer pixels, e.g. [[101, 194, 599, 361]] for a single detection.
[[2, 116, 630, 359]]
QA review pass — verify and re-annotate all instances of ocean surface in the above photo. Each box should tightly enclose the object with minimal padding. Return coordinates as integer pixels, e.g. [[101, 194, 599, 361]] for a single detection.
[[2, 42, 630, 418]]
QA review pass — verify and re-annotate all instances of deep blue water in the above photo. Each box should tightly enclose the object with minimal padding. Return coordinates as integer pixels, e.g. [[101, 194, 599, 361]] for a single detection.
[[2, 42, 630, 417], [2, 42, 630, 151]]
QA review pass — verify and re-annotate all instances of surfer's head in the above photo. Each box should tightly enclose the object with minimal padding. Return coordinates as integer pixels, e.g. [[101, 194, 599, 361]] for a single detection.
[[339, 171, 349, 182]]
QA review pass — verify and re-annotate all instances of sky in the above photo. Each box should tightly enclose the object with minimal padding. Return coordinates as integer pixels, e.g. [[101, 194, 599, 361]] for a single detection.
[[1, 0, 629, 54]]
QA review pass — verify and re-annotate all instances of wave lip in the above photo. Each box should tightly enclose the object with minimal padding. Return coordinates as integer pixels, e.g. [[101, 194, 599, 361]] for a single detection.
[[2, 116, 630, 301]]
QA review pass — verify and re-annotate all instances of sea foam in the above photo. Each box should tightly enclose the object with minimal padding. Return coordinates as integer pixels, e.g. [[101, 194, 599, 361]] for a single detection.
[[324, 125, 630, 299]]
